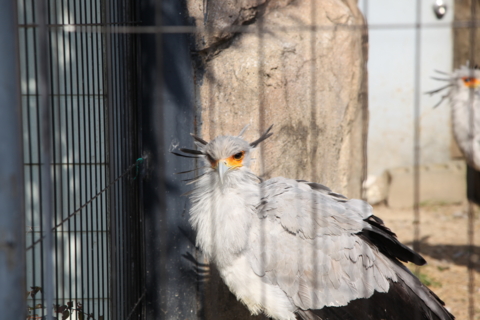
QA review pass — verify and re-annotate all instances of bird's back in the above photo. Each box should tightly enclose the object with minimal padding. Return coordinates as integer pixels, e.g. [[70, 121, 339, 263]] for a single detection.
[[178, 128, 454, 320], [249, 177, 454, 320]]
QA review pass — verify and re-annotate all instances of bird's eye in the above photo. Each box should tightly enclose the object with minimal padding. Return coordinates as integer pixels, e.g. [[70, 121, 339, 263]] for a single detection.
[[233, 152, 244, 160]]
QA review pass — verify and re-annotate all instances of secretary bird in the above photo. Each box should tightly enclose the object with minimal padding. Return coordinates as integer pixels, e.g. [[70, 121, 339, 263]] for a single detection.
[[428, 64, 480, 204], [174, 125, 454, 320]]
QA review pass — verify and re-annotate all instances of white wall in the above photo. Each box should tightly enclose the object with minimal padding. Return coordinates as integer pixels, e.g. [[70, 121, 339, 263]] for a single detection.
[[358, 0, 454, 176]]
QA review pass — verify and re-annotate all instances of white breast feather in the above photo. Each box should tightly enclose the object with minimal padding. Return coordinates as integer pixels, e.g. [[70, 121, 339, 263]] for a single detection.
[[450, 87, 480, 170], [190, 172, 400, 320]]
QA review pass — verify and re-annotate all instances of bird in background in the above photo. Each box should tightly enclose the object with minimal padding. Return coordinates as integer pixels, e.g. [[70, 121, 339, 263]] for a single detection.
[[428, 63, 480, 171], [174, 125, 454, 320]]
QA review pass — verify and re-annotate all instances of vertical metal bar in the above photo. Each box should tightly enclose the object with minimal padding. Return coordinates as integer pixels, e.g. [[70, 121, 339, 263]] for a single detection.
[[412, 0, 422, 259], [112, 2, 123, 315], [31, 0, 45, 315], [67, 0, 80, 310], [255, 1, 268, 311], [65, 0, 79, 312], [37, 0, 54, 317], [23, 0, 37, 313], [104, 0, 117, 317], [86, 0, 97, 317], [467, 2, 477, 319], [92, 2, 102, 315], [120, 7, 131, 314], [101, 0, 111, 318], [360, 0, 369, 202], [47, 0, 60, 312], [112, 0, 122, 316], [123, 19, 130, 313], [155, 0, 168, 316], [77, 1, 91, 316], [71, 0, 86, 313], [135, 1, 147, 315], [0, 0, 26, 318], [60, 0, 74, 310], [97, 0, 108, 316], [51, 0, 66, 310], [308, 0, 319, 310], [113, 6, 120, 315]]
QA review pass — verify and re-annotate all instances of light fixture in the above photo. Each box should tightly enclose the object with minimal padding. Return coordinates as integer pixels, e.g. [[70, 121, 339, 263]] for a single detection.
[[433, 0, 447, 19]]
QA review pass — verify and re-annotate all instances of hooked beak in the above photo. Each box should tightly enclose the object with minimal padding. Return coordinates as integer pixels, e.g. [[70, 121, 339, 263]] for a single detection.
[[218, 160, 229, 184]]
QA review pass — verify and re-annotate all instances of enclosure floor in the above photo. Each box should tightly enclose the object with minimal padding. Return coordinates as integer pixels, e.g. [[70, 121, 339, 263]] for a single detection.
[[375, 203, 480, 320]]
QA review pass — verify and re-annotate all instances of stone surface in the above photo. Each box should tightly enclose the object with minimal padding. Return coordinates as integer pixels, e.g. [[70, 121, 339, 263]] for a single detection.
[[188, 0, 368, 199], [453, 0, 480, 70], [387, 161, 467, 209]]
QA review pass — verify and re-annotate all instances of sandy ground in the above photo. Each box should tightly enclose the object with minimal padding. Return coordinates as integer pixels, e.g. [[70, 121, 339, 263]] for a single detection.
[[374, 203, 480, 320]]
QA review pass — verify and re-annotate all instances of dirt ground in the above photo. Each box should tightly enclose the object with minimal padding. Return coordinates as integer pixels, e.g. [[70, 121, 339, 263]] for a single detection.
[[373, 203, 480, 320]]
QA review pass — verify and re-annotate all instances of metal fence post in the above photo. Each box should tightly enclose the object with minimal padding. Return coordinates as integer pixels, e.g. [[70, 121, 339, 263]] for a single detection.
[[0, 0, 27, 318], [139, 0, 198, 318]]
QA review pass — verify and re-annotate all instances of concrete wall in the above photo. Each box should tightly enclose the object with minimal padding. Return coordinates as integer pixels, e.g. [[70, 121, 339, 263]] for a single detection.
[[358, 0, 454, 177]]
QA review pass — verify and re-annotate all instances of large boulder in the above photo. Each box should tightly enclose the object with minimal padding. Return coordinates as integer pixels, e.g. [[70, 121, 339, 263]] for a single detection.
[[187, 0, 368, 199]]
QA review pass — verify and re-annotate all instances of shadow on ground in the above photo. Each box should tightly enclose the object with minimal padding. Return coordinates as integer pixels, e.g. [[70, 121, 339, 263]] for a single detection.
[[407, 237, 480, 272]]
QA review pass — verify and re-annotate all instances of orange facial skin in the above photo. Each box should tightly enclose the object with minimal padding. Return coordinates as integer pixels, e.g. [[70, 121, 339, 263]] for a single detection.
[[461, 77, 480, 88], [210, 151, 245, 169]]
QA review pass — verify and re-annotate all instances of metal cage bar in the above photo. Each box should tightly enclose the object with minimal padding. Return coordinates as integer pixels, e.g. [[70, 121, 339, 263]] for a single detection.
[[19, 0, 143, 319], [12, 0, 480, 319]]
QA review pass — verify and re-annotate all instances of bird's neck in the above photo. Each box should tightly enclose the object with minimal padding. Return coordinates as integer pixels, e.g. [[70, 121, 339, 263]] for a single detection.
[[189, 170, 260, 267]]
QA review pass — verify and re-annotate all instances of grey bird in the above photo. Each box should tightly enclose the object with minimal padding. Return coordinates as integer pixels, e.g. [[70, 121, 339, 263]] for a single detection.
[[175, 125, 454, 320], [428, 64, 480, 170]]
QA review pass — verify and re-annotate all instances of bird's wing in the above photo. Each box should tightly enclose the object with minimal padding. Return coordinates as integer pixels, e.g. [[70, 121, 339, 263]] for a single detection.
[[247, 177, 453, 320]]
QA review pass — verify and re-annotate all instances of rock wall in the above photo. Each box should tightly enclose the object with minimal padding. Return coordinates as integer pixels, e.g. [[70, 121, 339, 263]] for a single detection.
[[453, 0, 480, 69], [188, 0, 368, 199], [186, 0, 368, 318]]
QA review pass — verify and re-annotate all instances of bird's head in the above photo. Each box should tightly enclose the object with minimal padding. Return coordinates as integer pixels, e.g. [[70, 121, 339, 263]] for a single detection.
[[174, 125, 273, 184], [427, 63, 480, 108], [453, 64, 480, 90]]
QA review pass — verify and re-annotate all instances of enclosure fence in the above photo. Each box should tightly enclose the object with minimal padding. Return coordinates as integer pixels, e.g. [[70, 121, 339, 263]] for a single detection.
[[6, 0, 479, 319], [20, 0, 144, 319]]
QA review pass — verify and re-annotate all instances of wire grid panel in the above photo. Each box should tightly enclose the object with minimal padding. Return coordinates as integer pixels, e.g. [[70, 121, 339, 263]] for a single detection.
[[16, 0, 480, 320], [19, 0, 144, 319]]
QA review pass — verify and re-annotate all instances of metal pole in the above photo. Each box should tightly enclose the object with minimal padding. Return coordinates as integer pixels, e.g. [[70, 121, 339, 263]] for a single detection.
[[36, 0, 54, 318], [0, 0, 27, 319]]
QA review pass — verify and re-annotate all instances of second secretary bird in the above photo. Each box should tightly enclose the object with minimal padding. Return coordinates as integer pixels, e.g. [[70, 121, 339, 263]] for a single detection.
[[428, 64, 480, 171], [174, 125, 454, 320]]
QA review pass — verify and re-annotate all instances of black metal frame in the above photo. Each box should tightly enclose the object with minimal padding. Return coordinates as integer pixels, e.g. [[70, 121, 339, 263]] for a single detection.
[[19, 0, 145, 319], [13, 0, 480, 319]]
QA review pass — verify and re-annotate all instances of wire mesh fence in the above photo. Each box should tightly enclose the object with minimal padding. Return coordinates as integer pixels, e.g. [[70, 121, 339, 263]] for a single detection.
[[19, 0, 144, 319], [10, 0, 480, 319]]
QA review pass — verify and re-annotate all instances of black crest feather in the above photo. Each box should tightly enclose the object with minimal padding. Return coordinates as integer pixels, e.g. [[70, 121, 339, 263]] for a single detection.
[[171, 151, 200, 159], [250, 124, 274, 147], [180, 148, 204, 155], [190, 133, 208, 145]]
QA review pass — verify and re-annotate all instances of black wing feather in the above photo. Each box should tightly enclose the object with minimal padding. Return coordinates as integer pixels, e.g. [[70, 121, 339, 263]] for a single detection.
[[296, 278, 454, 320], [361, 215, 426, 265]]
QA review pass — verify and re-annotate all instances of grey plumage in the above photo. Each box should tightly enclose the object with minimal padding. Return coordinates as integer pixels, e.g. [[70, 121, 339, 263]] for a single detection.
[[175, 126, 454, 320], [429, 64, 480, 170]]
